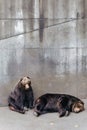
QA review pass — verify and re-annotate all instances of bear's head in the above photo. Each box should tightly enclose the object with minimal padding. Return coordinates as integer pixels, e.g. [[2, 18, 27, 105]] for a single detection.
[[20, 76, 31, 90], [72, 101, 84, 113]]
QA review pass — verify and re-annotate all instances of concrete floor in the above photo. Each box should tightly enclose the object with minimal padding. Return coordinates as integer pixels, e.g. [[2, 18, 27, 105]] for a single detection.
[[0, 99, 87, 130]]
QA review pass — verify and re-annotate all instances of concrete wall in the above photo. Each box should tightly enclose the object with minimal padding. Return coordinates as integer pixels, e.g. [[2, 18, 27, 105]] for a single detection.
[[0, 0, 87, 106]]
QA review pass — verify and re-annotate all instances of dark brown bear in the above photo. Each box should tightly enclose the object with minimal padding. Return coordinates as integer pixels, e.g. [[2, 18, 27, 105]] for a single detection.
[[34, 93, 84, 117], [8, 76, 34, 114]]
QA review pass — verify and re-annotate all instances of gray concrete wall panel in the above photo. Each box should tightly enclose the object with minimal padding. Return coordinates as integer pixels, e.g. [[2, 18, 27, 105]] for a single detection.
[[0, 0, 87, 106]]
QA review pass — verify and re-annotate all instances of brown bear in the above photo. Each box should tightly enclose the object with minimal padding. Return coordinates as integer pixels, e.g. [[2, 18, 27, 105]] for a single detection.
[[34, 93, 84, 117], [8, 76, 34, 114]]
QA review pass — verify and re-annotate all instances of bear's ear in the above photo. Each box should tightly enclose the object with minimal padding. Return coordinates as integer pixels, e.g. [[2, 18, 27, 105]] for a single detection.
[[27, 76, 30, 79], [29, 81, 31, 86], [20, 78, 23, 81], [27, 76, 31, 85], [17, 78, 22, 85]]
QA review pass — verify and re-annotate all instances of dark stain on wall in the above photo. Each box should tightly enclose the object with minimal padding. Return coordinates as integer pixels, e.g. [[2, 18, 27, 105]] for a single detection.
[[22, 0, 34, 29], [82, 0, 86, 18], [10, 0, 15, 18], [28, 0, 34, 30], [39, 0, 45, 43], [82, 0, 86, 38]]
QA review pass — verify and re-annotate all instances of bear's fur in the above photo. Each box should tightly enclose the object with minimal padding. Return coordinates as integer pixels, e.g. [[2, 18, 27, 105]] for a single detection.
[[34, 93, 84, 117], [8, 76, 34, 114]]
